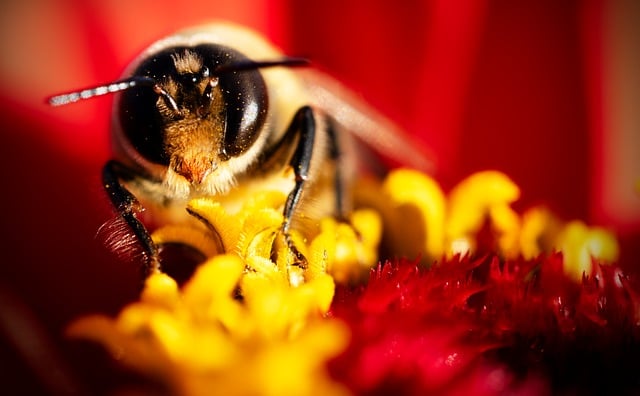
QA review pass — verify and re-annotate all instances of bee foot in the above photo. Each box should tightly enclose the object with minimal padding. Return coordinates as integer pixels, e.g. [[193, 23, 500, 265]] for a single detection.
[[270, 230, 308, 270]]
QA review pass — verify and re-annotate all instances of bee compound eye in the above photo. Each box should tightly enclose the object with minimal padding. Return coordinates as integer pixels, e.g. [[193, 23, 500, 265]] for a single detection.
[[192, 43, 268, 158], [114, 48, 182, 166], [116, 85, 170, 165], [181, 44, 270, 155], [218, 68, 268, 157]]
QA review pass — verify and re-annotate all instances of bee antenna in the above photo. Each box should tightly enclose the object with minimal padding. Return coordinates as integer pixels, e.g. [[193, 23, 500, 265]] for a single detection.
[[47, 76, 161, 106], [213, 57, 309, 74]]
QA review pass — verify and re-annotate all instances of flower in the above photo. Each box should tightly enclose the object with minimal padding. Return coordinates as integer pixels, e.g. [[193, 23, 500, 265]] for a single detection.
[[66, 169, 636, 395]]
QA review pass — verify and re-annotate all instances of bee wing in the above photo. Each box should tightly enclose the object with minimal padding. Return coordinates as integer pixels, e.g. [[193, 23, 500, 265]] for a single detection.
[[299, 69, 436, 175]]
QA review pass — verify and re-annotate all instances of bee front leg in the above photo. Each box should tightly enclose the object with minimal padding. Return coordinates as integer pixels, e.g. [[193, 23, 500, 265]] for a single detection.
[[103, 160, 160, 278]]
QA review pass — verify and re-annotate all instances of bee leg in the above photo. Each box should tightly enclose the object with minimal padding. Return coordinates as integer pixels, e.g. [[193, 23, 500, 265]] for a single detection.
[[272, 106, 316, 267], [103, 160, 160, 278], [326, 117, 349, 222], [281, 106, 315, 231]]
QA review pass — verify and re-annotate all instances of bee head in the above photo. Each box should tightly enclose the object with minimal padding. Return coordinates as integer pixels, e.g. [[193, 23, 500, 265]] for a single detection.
[[48, 45, 307, 188]]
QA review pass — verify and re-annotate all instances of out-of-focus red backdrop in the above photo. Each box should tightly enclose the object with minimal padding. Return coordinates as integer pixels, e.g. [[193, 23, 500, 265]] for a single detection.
[[0, 0, 637, 392]]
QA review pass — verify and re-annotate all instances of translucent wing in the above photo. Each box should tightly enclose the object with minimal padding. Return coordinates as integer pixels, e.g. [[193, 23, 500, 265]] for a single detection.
[[299, 69, 436, 175]]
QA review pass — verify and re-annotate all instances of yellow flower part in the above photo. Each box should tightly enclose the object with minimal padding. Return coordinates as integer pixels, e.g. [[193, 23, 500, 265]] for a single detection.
[[519, 207, 562, 259], [308, 209, 382, 284], [176, 191, 380, 286], [517, 207, 619, 280], [68, 255, 351, 396], [557, 221, 620, 282], [186, 192, 287, 256], [382, 169, 446, 260], [446, 170, 521, 258], [358, 169, 620, 279], [152, 224, 222, 258]]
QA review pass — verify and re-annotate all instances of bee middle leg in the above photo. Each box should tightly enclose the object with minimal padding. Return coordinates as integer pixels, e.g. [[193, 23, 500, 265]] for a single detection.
[[281, 106, 316, 233], [267, 107, 353, 269], [325, 117, 349, 222], [268, 106, 317, 266]]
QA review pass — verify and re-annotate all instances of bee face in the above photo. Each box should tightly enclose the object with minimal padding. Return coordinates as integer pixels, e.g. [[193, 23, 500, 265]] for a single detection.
[[114, 44, 269, 192]]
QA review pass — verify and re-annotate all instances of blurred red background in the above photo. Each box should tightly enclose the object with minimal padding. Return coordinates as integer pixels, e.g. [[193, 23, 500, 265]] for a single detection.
[[0, 0, 638, 392]]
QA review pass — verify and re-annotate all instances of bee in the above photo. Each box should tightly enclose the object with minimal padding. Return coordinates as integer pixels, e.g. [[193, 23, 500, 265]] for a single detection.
[[49, 22, 433, 277]]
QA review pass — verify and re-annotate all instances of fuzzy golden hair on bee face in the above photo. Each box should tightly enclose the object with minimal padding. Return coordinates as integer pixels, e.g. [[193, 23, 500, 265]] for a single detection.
[[141, 48, 235, 199], [157, 50, 220, 119], [171, 50, 204, 74]]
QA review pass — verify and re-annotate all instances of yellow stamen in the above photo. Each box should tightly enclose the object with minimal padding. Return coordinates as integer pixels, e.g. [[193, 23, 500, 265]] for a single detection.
[[382, 168, 446, 260], [447, 171, 520, 258], [558, 221, 620, 281]]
